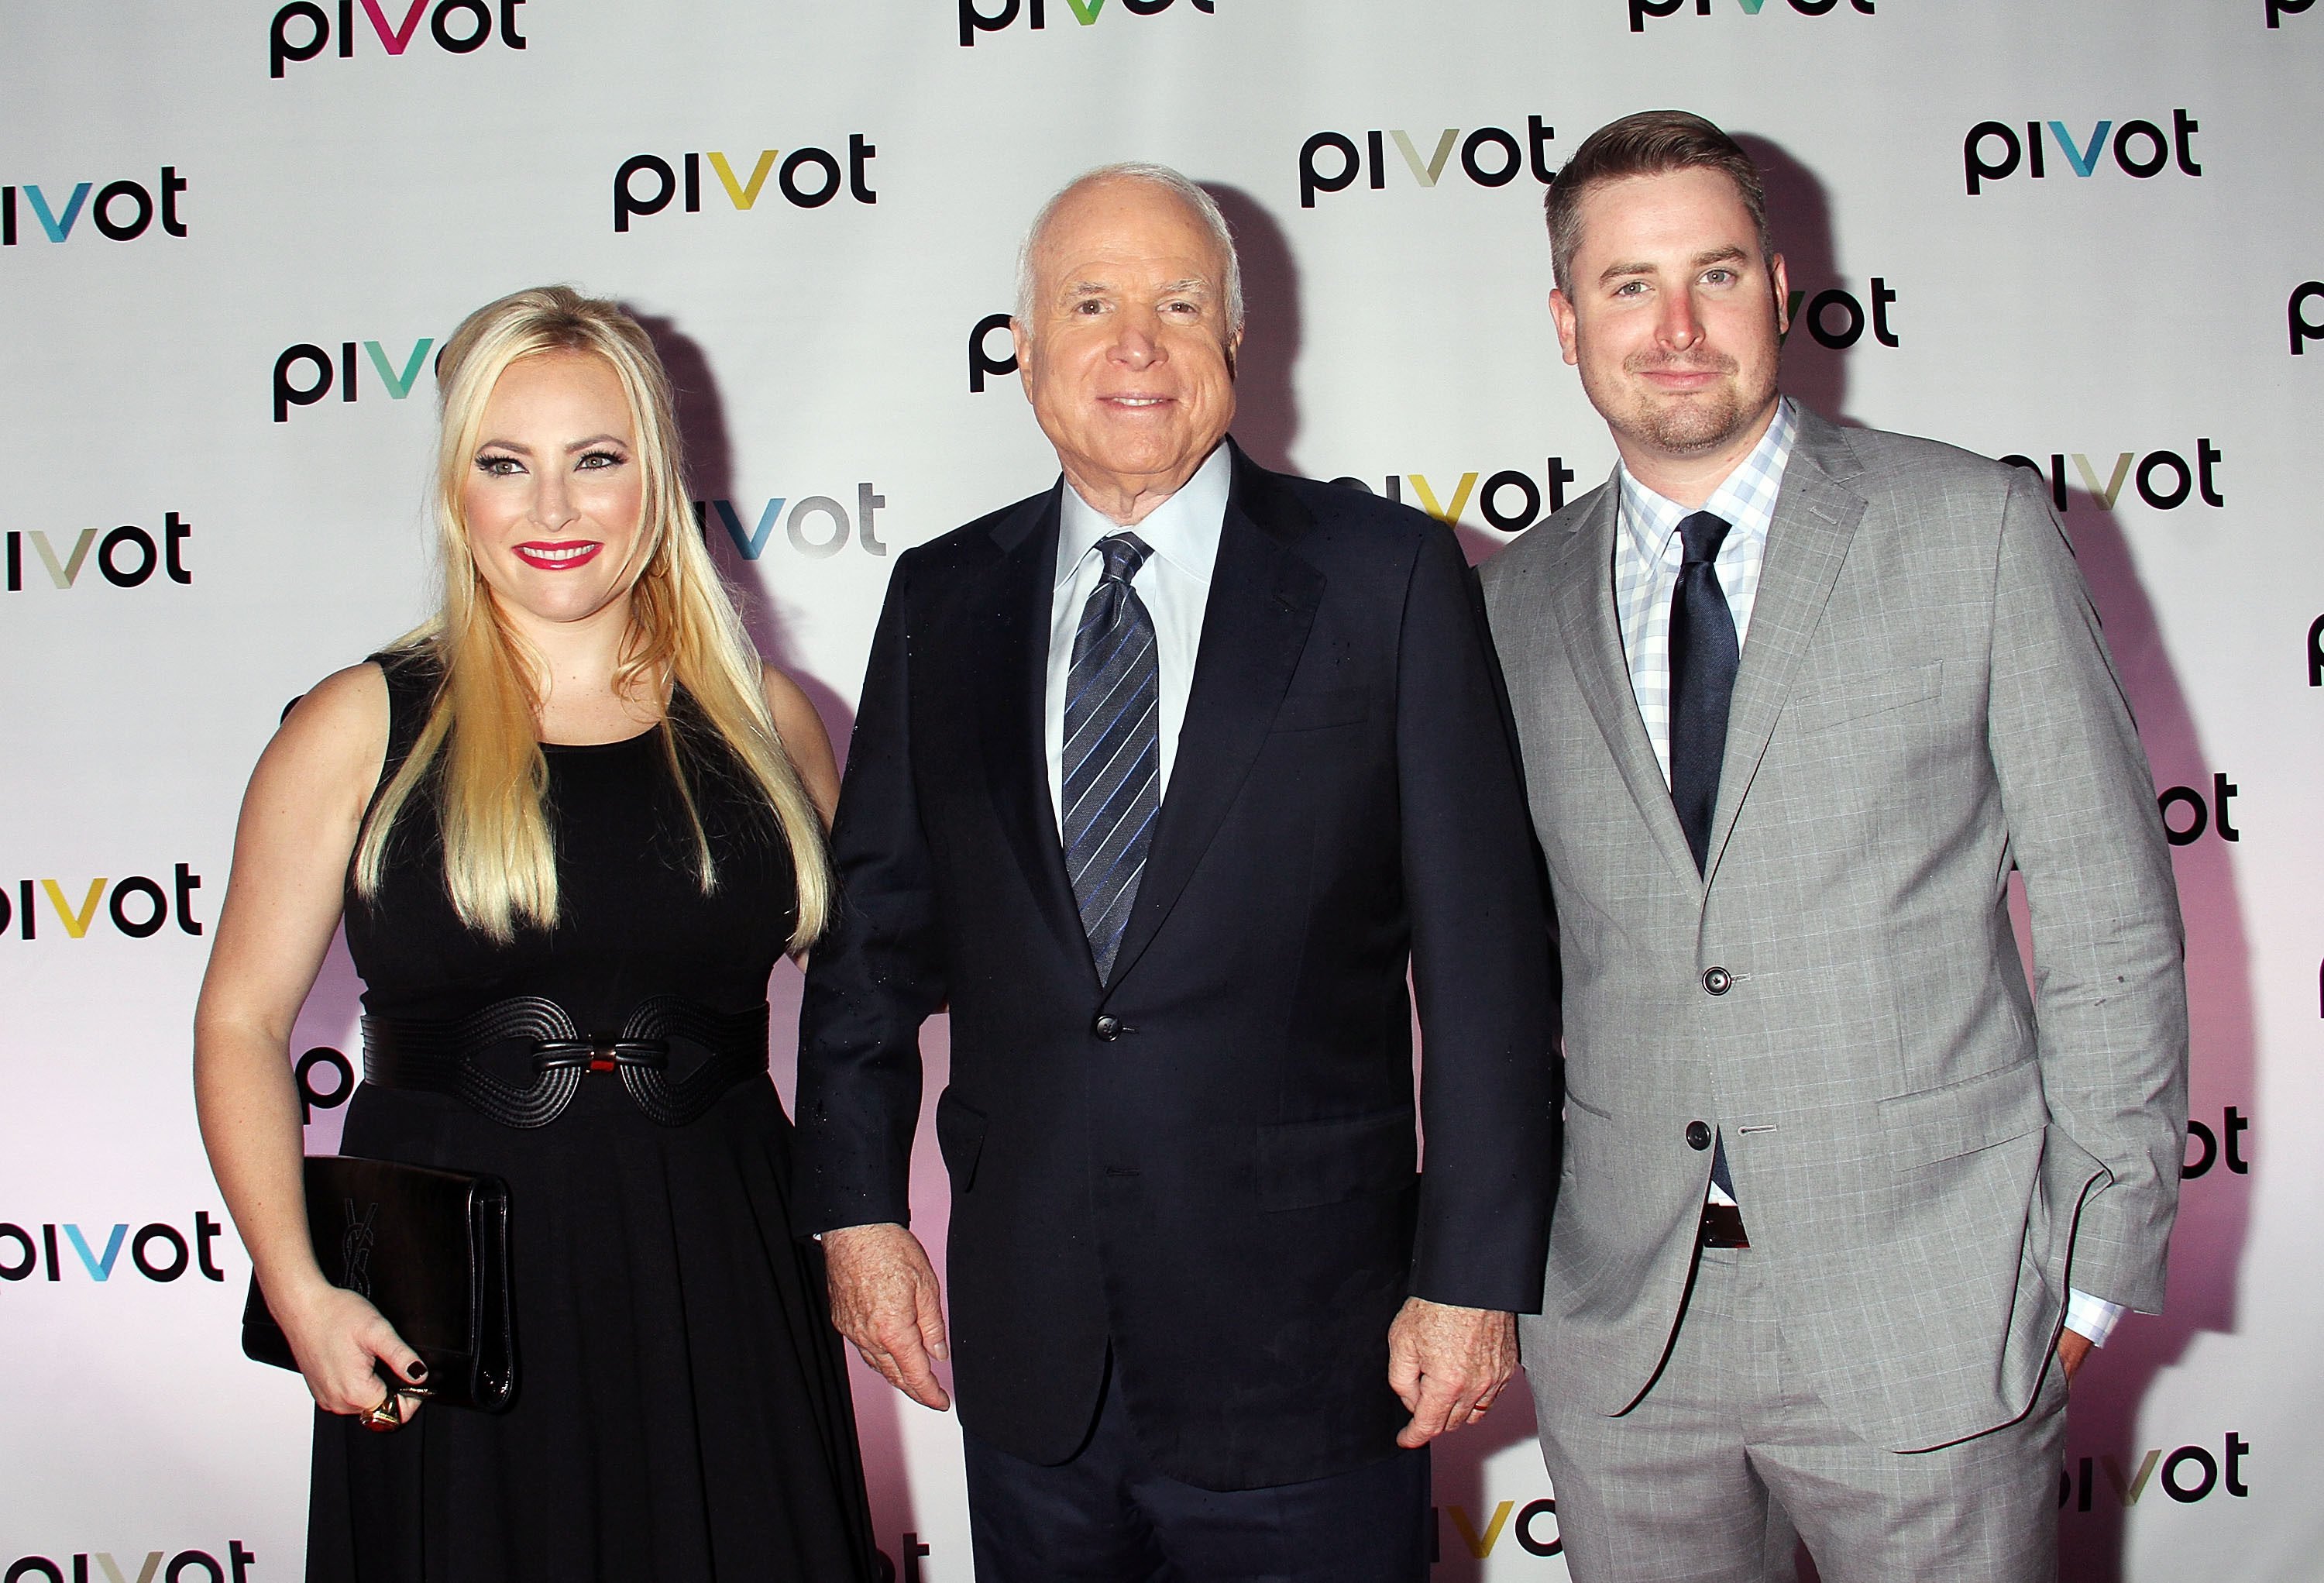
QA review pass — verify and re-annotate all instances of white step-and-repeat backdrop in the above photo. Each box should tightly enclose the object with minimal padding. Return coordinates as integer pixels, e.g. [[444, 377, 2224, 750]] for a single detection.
[[4, 2, 2319, 1578]]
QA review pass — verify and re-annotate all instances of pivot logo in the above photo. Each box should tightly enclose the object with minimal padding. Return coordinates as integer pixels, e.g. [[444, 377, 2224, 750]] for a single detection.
[[0, 867, 205, 941], [961, 0, 1216, 47], [1780, 279, 1899, 349], [273, 337, 437, 422], [2, 170, 187, 246], [297, 1048, 356, 1124], [2157, 774, 2237, 847], [1631, 0, 1873, 30], [968, 312, 1018, 392], [2307, 614, 2324, 687], [1998, 442, 2223, 513], [0, 1213, 229, 1284], [5, 1549, 256, 1583], [1301, 118, 1557, 208], [2267, 0, 2312, 24], [1427, 1500, 1560, 1561], [693, 487, 889, 561], [271, 0, 527, 77], [1963, 112, 2201, 195], [6, 515, 192, 592], [2291, 281, 2322, 354], [614, 142, 877, 233], [2184, 1106, 2251, 1179], [871, 1533, 933, 1583], [1331, 462, 1580, 532], [2060, 1434, 2250, 1510]]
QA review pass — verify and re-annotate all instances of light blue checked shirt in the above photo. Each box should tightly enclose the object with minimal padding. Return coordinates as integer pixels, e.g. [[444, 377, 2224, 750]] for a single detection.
[[1610, 397, 2123, 1347], [1613, 397, 1795, 788]]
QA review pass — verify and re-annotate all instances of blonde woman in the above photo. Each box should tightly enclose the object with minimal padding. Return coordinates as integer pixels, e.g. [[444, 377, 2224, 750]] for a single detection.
[[194, 287, 878, 1580]]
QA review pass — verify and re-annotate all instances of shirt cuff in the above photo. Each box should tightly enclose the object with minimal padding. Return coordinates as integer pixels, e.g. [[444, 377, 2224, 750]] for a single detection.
[[2064, 1289, 2126, 1347]]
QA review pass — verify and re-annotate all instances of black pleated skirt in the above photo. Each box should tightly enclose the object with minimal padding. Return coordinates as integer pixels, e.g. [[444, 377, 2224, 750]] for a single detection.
[[305, 1075, 878, 1582]]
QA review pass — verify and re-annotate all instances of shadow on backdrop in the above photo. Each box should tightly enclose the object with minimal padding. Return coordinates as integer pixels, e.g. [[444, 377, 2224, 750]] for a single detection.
[[2044, 491, 2254, 1583], [1203, 183, 1304, 476], [1736, 134, 1856, 430]]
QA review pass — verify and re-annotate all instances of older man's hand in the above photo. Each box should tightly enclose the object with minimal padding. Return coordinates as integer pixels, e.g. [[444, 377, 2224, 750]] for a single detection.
[[1387, 1296, 1518, 1448], [823, 1222, 952, 1410]]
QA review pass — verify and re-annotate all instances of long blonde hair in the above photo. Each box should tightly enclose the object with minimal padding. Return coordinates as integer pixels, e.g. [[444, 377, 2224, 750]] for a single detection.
[[352, 285, 831, 951]]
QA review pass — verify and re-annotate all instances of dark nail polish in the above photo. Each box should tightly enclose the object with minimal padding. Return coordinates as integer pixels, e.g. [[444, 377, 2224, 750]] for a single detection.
[[407, 1361, 428, 1380]]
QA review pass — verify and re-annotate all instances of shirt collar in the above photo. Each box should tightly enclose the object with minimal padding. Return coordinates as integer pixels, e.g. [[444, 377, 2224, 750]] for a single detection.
[[1056, 441, 1231, 590], [1617, 397, 1797, 563]]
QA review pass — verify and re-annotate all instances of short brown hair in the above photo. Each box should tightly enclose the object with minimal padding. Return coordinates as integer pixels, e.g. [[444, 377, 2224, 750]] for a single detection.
[[1545, 111, 1770, 294]]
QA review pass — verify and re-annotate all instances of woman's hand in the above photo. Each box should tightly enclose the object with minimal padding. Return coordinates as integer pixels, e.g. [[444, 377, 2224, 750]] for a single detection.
[[277, 1278, 430, 1423]]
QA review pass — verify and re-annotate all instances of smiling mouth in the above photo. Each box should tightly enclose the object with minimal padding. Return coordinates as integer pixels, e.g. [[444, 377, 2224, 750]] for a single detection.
[[514, 541, 603, 570], [1102, 395, 1174, 409]]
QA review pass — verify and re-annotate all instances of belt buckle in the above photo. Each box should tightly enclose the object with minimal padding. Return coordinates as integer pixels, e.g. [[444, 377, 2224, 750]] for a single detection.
[[1700, 1202, 1752, 1250]]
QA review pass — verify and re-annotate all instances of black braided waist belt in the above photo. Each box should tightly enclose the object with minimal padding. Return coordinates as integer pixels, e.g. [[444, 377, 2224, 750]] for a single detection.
[[361, 995, 771, 1128]]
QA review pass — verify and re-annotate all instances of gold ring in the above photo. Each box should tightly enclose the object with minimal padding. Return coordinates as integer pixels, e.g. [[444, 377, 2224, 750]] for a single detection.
[[360, 1389, 404, 1433]]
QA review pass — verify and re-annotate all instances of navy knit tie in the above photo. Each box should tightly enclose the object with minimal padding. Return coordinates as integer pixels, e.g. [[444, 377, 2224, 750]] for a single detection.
[[1668, 511, 1738, 875]]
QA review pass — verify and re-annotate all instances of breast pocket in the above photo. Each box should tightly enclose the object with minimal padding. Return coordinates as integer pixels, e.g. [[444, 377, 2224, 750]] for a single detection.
[[1254, 1109, 1417, 1211], [1268, 687, 1370, 735], [1786, 661, 1942, 737]]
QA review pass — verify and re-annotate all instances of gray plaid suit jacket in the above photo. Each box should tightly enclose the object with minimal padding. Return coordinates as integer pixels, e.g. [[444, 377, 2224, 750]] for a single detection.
[[1481, 405, 2188, 1452]]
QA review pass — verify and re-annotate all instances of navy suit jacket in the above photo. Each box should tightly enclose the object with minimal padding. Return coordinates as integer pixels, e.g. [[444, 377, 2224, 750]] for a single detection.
[[796, 443, 1556, 1490]]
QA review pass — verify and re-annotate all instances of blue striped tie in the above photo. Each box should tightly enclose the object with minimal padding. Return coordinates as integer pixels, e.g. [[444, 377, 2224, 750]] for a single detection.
[[1063, 533, 1160, 982]]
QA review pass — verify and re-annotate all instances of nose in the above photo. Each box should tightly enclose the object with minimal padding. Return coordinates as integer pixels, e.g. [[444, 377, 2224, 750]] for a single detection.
[[528, 462, 581, 534], [1109, 305, 1165, 372], [1657, 289, 1703, 353]]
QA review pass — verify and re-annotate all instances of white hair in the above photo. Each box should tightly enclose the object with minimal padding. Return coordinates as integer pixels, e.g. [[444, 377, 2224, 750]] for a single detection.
[[1013, 162, 1245, 341]]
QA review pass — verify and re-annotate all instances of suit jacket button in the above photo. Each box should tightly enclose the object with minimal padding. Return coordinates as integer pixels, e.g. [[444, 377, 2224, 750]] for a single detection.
[[1686, 1120, 1712, 1151], [1702, 967, 1732, 996], [1092, 1014, 1122, 1041]]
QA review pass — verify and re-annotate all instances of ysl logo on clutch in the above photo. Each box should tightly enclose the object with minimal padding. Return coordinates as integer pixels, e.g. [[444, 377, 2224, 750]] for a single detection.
[[342, 1199, 380, 1298]]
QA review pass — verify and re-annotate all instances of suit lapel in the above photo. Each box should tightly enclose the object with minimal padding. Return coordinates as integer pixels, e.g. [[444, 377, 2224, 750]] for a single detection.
[[1105, 449, 1324, 987], [1701, 411, 1867, 885], [971, 486, 1096, 980], [1550, 479, 1704, 896]]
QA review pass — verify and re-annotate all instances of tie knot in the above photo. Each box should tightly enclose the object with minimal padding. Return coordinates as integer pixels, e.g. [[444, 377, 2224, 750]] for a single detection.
[[1678, 511, 1731, 567], [1097, 532, 1153, 585]]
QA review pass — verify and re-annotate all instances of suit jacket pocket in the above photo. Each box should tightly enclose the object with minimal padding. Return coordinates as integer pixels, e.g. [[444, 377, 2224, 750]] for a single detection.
[[1786, 661, 1942, 735], [1255, 1108, 1417, 1211], [1269, 687, 1370, 734], [1878, 1059, 2047, 1167], [935, 1088, 988, 1193]]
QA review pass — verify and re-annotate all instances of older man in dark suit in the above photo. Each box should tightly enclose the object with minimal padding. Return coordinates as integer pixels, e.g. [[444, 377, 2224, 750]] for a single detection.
[[795, 163, 1556, 1581]]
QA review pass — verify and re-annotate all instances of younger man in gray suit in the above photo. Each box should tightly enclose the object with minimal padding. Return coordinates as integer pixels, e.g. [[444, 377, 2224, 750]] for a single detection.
[[1481, 111, 2188, 1580]]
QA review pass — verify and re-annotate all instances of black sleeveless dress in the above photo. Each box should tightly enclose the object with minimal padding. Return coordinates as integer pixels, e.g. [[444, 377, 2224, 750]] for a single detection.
[[307, 652, 878, 1582]]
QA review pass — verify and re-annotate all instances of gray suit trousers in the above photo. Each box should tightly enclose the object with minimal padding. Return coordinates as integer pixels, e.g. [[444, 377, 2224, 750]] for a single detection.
[[1529, 1248, 2068, 1583]]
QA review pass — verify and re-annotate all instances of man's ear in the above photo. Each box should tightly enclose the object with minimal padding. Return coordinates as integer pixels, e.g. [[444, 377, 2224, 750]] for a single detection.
[[1224, 324, 1243, 380], [1010, 317, 1034, 396], [1548, 289, 1581, 368], [1769, 253, 1790, 337]]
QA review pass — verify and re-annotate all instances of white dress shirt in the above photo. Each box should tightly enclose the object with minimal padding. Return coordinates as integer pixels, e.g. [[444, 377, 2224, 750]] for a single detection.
[[1608, 399, 2123, 1348], [1045, 442, 1232, 835]]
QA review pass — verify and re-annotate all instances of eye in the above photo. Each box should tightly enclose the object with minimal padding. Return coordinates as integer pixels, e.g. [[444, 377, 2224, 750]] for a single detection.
[[1612, 280, 1648, 297], [1162, 299, 1200, 318], [576, 449, 627, 470], [1072, 298, 1106, 315], [475, 453, 524, 476], [1701, 267, 1736, 285]]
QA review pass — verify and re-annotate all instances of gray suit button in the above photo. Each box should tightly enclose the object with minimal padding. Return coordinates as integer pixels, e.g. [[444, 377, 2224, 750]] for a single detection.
[[1702, 967, 1733, 996], [1092, 1014, 1122, 1041], [1686, 1121, 1712, 1151]]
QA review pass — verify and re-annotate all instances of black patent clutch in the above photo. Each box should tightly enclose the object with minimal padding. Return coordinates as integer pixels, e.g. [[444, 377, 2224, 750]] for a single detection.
[[241, 1155, 517, 1413]]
